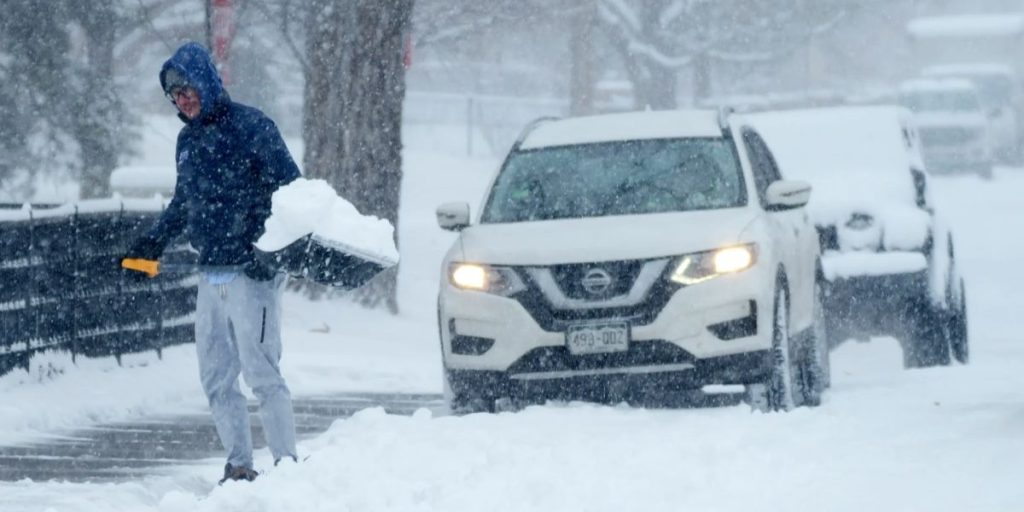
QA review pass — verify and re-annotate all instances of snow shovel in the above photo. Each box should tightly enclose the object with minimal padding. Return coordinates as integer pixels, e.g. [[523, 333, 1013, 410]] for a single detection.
[[254, 234, 396, 290], [121, 258, 240, 278]]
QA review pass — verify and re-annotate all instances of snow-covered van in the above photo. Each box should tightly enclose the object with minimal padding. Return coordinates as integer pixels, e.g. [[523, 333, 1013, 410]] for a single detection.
[[435, 109, 828, 413], [922, 63, 1021, 164], [745, 106, 969, 368], [899, 78, 993, 178]]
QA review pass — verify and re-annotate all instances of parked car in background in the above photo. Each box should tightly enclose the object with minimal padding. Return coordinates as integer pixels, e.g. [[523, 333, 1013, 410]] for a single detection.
[[745, 106, 969, 369], [899, 78, 993, 178], [921, 63, 1021, 164], [436, 109, 827, 414]]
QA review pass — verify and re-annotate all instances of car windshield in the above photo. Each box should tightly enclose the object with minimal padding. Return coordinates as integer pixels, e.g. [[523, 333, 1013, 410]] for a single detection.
[[922, 70, 1015, 106], [480, 138, 747, 223], [900, 90, 980, 112], [967, 75, 1014, 106]]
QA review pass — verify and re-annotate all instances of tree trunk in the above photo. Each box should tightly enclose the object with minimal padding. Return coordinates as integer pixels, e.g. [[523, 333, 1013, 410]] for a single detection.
[[568, 1, 596, 116], [691, 51, 712, 104], [303, 0, 412, 313], [74, 1, 121, 199], [626, 59, 677, 111]]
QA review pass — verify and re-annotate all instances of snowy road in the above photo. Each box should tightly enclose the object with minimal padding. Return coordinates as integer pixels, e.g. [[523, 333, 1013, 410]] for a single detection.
[[0, 394, 443, 483], [1, 159, 1022, 511]]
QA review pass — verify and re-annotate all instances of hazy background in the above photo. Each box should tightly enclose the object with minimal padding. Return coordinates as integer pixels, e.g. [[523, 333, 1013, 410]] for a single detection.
[[3, 0, 1024, 202]]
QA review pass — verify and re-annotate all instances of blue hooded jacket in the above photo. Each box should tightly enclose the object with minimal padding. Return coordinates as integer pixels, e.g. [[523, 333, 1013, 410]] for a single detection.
[[145, 42, 300, 267]]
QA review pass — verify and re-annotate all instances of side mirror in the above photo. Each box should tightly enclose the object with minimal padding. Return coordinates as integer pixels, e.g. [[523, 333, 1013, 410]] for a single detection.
[[436, 202, 471, 231], [765, 180, 811, 211]]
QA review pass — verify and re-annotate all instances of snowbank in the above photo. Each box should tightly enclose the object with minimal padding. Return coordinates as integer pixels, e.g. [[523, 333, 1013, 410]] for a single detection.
[[255, 178, 399, 264], [149, 340, 1024, 512]]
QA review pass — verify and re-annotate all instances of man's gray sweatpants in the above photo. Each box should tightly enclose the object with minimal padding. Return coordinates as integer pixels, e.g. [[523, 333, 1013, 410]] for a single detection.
[[195, 273, 297, 468]]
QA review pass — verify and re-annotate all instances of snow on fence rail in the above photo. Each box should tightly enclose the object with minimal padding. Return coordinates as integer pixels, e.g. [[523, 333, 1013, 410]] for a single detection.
[[0, 199, 198, 378]]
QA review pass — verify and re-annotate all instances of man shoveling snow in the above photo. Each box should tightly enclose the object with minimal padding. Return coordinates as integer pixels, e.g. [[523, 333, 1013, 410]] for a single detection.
[[122, 42, 301, 484]]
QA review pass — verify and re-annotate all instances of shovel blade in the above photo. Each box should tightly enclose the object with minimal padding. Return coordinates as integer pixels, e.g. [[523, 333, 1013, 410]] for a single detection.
[[256, 235, 394, 290]]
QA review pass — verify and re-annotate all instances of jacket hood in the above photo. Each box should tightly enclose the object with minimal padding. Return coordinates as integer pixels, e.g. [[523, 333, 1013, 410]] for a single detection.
[[159, 42, 230, 123]]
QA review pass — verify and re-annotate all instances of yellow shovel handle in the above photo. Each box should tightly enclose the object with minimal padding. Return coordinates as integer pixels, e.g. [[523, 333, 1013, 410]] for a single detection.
[[121, 258, 160, 278]]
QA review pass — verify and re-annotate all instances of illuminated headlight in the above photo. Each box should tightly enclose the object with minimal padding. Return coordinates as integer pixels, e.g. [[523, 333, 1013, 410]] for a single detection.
[[449, 263, 526, 296], [668, 244, 757, 286]]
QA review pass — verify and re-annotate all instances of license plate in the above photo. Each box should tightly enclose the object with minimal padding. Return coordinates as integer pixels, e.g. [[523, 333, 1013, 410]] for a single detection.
[[566, 322, 630, 355]]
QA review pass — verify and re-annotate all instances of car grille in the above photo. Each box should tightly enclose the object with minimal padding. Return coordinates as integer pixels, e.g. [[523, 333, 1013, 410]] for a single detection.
[[509, 257, 679, 331], [548, 260, 643, 300]]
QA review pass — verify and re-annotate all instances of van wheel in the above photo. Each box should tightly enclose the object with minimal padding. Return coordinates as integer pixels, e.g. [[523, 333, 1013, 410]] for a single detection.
[[811, 280, 831, 390], [949, 278, 969, 364], [902, 299, 951, 368]]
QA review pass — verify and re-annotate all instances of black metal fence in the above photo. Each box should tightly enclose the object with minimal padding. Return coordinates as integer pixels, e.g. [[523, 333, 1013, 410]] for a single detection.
[[0, 201, 198, 378]]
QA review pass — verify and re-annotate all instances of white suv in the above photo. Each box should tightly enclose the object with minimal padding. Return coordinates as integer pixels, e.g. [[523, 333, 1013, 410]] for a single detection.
[[436, 110, 827, 413]]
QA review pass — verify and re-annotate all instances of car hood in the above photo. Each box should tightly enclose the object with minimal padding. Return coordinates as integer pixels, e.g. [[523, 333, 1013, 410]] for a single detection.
[[451, 208, 758, 265]]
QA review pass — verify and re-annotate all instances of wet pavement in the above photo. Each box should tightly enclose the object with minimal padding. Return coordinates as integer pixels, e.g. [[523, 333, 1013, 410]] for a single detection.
[[0, 393, 444, 483]]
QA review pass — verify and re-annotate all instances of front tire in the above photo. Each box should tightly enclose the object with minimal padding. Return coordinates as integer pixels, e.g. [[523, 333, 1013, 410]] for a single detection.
[[748, 286, 798, 412], [445, 370, 496, 415], [902, 298, 951, 368], [799, 281, 831, 404]]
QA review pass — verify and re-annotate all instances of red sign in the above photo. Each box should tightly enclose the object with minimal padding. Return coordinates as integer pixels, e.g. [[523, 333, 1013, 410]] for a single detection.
[[211, 0, 235, 84]]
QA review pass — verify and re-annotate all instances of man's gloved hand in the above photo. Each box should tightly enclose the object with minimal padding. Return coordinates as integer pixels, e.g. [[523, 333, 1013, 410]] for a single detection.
[[122, 266, 152, 283], [123, 236, 164, 261], [243, 257, 278, 282], [122, 237, 164, 282]]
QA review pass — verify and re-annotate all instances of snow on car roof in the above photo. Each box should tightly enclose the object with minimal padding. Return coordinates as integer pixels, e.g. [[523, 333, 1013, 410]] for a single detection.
[[922, 62, 1015, 78], [899, 78, 976, 93], [741, 106, 921, 219], [518, 110, 723, 149], [907, 14, 1024, 39]]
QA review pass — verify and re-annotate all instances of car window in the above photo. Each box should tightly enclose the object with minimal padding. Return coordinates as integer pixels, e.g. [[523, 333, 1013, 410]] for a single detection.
[[480, 138, 747, 223], [742, 129, 782, 207], [900, 90, 980, 112]]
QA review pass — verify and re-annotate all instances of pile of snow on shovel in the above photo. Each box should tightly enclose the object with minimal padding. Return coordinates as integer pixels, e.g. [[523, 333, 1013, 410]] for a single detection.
[[256, 178, 399, 264]]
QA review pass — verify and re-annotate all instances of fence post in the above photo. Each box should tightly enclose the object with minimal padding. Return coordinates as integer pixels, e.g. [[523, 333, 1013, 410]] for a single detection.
[[27, 208, 38, 357], [154, 200, 166, 355], [70, 206, 80, 361], [116, 203, 125, 342]]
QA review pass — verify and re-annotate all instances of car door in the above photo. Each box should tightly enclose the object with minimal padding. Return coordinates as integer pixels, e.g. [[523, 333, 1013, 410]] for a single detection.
[[741, 128, 813, 325]]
